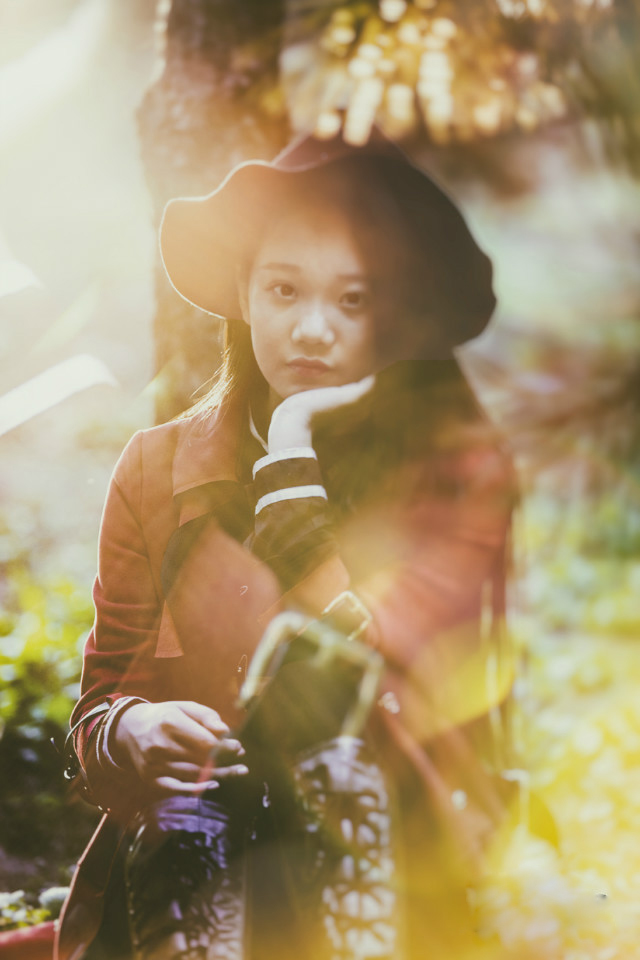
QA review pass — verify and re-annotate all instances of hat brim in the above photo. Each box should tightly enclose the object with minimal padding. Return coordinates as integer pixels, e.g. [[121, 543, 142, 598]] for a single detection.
[[161, 163, 314, 322], [159, 134, 496, 344]]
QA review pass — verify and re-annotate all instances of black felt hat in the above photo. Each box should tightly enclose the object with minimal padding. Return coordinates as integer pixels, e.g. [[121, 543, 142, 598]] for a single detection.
[[160, 128, 496, 345]]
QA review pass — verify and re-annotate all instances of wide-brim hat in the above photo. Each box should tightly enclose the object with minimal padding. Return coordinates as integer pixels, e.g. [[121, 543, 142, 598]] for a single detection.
[[160, 128, 496, 346]]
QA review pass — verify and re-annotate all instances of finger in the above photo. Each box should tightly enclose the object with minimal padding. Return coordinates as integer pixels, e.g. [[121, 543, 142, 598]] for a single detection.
[[198, 748, 249, 782], [152, 762, 249, 795], [199, 744, 245, 782], [168, 715, 223, 754], [303, 376, 376, 412], [153, 776, 221, 796], [209, 763, 250, 780], [210, 738, 245, 760], [142, 732, 214, 763], [329, 375, 376, 404], [175, 702, 231, 736], [355, 373, 376, 393], [148, 761, 211, 781]]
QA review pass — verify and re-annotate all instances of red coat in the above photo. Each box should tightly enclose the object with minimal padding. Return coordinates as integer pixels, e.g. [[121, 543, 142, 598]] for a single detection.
[[56, 389, 516, 960]]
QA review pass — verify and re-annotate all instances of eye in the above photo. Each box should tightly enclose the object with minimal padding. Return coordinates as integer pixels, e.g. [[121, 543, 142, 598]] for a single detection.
[[340, 289, 369, 311], [269, 282, 296, 300]]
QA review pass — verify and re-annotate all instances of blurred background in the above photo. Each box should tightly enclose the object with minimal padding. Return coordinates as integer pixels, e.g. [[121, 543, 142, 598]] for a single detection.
[[0, 0, 639, 953]]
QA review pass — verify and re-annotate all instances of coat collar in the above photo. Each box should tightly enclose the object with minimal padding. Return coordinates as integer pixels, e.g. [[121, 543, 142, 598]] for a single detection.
[[171, 394, 250, 526]]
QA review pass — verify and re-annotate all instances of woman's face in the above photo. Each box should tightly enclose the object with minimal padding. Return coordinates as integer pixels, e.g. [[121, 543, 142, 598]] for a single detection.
[[240, 202, 378, 408]]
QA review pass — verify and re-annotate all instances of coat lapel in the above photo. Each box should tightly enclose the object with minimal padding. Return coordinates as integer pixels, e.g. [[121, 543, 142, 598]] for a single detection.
[[172, 397, 245, 503], [155, 396, 264, 659]]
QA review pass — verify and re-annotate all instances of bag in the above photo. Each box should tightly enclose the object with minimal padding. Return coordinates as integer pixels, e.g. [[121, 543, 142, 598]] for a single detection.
[[237, 611, 384, 758], [237, 613, 403, 960]]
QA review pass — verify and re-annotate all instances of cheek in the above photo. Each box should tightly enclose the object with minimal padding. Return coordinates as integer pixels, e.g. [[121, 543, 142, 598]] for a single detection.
[[247, 309, 284, 381], [347, 320, 378, 374], [250, 323, 274, 363], [246, 296, 271, 350]]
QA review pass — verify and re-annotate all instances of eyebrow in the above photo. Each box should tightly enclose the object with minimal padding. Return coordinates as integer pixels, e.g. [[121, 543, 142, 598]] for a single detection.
[[257, 262, 369, 282], [257, 262, 302, 273]]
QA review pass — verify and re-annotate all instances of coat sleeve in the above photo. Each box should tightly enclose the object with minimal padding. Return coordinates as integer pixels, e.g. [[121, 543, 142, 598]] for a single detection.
[[248, 448, 340, 589], [358, 443, 515, 665], [69, 431, 165, 806], [280, 440, 517, 737]]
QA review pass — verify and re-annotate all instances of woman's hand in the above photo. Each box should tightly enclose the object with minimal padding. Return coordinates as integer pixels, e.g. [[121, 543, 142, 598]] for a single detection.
[[268, 374, 375, 453], [112, 700, 248, 795]]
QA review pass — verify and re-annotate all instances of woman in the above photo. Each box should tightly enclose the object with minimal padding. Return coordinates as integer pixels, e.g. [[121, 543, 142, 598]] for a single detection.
[[57, 129, 516, 960]]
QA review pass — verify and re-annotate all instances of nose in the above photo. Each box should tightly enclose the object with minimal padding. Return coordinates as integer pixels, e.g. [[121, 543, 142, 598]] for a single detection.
[[291, 302, 335, 348]]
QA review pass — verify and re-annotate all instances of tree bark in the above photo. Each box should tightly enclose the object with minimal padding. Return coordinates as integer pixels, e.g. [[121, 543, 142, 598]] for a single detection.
[[138, 0, 289, 421]]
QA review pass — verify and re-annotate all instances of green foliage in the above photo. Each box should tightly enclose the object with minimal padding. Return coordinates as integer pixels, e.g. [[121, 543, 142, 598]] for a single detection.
[[0, 886, 69, 931], [518, 491, 640, 634], [0, 510, 99, 881], [0, 890, 49, 932], [37, 885, 70, 919], [0, 570, 93, 729]]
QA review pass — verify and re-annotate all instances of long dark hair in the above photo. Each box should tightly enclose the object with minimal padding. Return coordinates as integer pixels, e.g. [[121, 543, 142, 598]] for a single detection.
[[179, 158, 506, 507], [181, 156, 465, 417]]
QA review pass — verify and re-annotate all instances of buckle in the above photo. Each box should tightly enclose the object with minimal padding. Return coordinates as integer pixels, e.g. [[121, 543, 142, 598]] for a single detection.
[[322, 590, 372, 641]]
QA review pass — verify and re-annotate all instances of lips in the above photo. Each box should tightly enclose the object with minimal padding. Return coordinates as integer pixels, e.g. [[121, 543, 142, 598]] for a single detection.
[[287, 357, 331, 374]]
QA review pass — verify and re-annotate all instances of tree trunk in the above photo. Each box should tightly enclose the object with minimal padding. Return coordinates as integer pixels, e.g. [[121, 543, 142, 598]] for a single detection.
[[138, 0, 289, 421]]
